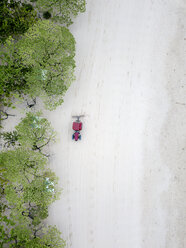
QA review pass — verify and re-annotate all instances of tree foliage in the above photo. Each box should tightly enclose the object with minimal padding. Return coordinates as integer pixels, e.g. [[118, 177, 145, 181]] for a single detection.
[[0, 20, 76, 109], [0, 113, 64, 247], [1, 112, 56, 155], [18, 20, 76, 109], [16, 112, 56, 152], [0, 0, 38, 43], [35, 0, 86, 26], [0, 36, 33, 107], [0, 39, 31, 107], [0, 148, 64, 247], [0, 0, 86, 245]]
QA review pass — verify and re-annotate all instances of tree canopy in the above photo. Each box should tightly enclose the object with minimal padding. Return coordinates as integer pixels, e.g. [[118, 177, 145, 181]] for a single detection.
[[0, 0, 86, 245], [15, 112, 56, 152], [0, 0, 38, 43], [35, 0, 86, 26], [1, 112, 56, 154], [0, 113, 64, 247], [0, 20, 76, 109], [0, 39, 32, 107], [0, 148, 64, 247]]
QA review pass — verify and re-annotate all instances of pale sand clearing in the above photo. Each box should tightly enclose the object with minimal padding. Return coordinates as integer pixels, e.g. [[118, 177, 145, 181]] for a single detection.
[[6, 0, 186, 247]]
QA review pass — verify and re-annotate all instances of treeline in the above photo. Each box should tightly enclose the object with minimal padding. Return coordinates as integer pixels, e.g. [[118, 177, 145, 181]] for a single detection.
[[0, 0, 86, 110], [0, 113, 64, 247], [0, 20, 75, 110], [0, 0, 86, 247]]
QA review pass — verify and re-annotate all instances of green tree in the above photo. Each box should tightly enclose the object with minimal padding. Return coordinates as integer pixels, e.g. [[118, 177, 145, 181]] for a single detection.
[[0, 37, 32, 107], [0, 20, 76, 109], [35, 0, 86, 26], [18, 20, 76, 109], [0, 112, 64, 247], [0, 148, 63, 247], [0, 0, 38, 43], [0, 130, 19, 147], [16, 112, 56, 153], [1, 112, 56, 156]]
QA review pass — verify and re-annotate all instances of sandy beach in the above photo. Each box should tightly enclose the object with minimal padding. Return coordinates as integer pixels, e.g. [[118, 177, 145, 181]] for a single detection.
[[44, 0, 186, 247]]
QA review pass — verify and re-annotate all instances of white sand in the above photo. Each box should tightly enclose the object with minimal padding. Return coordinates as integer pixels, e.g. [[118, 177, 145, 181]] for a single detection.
[[46, 0, 186, 247]]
